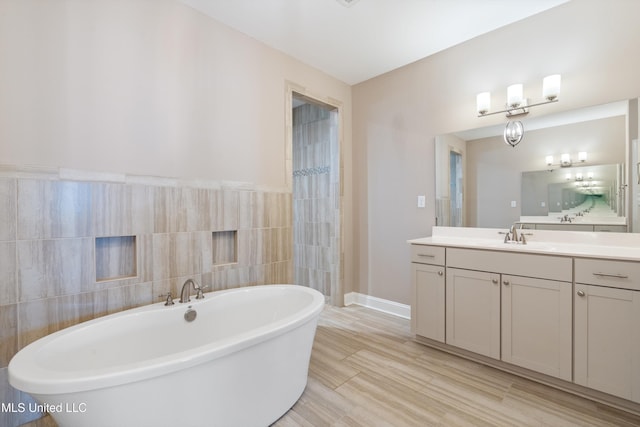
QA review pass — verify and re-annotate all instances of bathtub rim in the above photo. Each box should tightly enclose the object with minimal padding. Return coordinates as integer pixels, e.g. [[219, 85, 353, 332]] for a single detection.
[[9, 284, 325, 395]]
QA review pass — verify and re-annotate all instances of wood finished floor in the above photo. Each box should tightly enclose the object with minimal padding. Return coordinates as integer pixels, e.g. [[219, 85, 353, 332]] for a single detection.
[[273, 305, 640, 427]]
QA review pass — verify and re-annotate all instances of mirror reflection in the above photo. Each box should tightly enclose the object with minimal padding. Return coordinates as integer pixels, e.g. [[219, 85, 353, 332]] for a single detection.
[[519, 163, 627, 232], [435, 99, 637, 232], [521, 164, 621, 216]]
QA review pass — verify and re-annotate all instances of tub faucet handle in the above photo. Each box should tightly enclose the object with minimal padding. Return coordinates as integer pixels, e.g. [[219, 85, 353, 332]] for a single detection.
[[159, 292, 175, 306], [195, 285, 209, 300]]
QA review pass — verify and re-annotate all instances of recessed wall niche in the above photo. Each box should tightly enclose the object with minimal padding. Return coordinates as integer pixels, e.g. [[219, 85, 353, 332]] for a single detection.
[[95, 236, 137, 281], [212, 230, 237, 265]]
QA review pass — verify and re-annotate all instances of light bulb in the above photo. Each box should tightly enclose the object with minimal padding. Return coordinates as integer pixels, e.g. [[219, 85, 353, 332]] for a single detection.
[[507, 84, 523, 108], [543, 74, 561, 101], [476, 92, 490, 115]]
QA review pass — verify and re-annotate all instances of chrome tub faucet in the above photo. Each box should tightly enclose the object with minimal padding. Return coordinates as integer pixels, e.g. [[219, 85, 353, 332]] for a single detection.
[[180, 279, 206, 303]]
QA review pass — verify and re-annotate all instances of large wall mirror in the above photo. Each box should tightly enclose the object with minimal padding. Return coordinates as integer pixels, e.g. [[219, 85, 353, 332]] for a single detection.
[[435, 99, 640, 232]]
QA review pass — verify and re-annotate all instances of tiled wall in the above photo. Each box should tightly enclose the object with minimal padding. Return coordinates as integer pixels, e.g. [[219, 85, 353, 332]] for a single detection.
[[292, 103, 340, 299], [0, 171, 292, 427]]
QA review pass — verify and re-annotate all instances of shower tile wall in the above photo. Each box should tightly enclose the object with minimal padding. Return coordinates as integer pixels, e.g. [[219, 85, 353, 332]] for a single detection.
[[292, 103, 339, 299], [0, 175, 292, 427]]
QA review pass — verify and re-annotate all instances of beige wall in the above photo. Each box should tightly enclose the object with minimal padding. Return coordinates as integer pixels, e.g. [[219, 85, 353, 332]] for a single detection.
[[0, 0, 354, 297], [353, 0, 640, 304], [0, 0, 352, 189]]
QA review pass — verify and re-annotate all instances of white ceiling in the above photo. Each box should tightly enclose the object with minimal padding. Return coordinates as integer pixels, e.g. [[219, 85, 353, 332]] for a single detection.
[[178, 0, 569, 85]]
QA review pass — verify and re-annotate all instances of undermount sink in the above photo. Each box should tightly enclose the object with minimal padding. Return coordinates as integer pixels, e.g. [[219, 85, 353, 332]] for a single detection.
[[511, 241, 558, 251], [428, 236, 559, 252]]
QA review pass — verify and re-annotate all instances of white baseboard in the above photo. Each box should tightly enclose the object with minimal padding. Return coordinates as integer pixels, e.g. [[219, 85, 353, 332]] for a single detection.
[[343, 292, 410, 319]]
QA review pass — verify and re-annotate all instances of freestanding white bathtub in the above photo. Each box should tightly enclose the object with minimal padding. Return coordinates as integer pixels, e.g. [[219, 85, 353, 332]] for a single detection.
[[9, 284, 325, 427]]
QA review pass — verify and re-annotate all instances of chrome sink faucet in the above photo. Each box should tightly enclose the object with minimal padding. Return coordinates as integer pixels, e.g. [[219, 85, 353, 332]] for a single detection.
[[503, 223, 528, 244], [559, 214, 572, 223], [510, 224, 519, 242], [180, 279, 206, 303]]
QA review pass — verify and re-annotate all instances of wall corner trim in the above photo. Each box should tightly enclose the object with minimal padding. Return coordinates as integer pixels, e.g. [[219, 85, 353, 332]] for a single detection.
[[343, 292, 410, 319]]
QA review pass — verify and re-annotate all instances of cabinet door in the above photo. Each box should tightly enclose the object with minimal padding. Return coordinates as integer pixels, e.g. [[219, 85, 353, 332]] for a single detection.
[[501, 275, 572, 380], [575, 284, 640, 403], [413, 263, 445, 342], [446, 268, 500, 359]]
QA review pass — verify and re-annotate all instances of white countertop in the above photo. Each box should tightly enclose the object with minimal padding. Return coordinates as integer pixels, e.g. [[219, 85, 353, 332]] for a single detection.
[[408, 226, 640, 262]]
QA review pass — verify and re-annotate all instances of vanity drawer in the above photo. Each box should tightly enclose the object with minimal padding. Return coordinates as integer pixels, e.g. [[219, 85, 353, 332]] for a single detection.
[[446, 248, 572, 282], [411, 245, 445, 265], [593, 225, 627, 233], [575, 258, 640, 291]]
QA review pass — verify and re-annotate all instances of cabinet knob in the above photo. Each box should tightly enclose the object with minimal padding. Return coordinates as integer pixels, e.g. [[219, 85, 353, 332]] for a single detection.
[[577, 290, 586, 297], [438, 271, 443, 276], [503, 280, 510, 286], [492, 279, 498, 284]]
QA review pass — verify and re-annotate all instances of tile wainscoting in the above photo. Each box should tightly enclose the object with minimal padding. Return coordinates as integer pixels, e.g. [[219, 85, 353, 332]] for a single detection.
[[0, 167, 292, 427]]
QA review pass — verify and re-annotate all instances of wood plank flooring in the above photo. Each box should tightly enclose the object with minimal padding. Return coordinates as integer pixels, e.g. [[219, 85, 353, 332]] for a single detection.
[[273, 305, 640, 427]]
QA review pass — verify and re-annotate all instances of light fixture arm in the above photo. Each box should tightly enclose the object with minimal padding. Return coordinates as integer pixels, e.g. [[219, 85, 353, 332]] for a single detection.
[[477, 98, 558, 118]]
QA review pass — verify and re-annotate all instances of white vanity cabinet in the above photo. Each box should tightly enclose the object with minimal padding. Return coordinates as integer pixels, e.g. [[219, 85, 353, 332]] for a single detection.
[[411, 245, 445, 342], [501, 274, 572, 381], [444, 268, 572, 379], [445, 248, 573, 380], [574, 258, 640, 403], [445, 267, 500, 358], [409, 227, 640, 412]]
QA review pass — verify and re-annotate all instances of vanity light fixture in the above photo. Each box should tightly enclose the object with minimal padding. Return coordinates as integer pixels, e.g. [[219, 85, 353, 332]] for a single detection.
[[570, 173, 598, 183], [578, 151, 587, 162], [545, 150, 588, 169], [477, 75, 561, 148], [476, 74, 561, 118]]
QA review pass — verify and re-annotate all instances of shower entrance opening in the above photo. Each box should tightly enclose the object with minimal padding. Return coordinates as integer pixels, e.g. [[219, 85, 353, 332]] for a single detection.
[[291, 92, 341, 305]]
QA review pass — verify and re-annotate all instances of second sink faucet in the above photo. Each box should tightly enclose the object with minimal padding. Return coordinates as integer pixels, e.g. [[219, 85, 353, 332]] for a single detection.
[[180, 278, 206, 303]]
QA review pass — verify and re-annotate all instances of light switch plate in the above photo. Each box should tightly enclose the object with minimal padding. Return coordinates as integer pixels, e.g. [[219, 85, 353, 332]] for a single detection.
[[511, 200, 517, 208], [417, 195, 426, 208]]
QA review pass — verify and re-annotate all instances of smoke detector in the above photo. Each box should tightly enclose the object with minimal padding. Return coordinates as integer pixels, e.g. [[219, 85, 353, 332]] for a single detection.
[[336, 0, 361, 7]]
